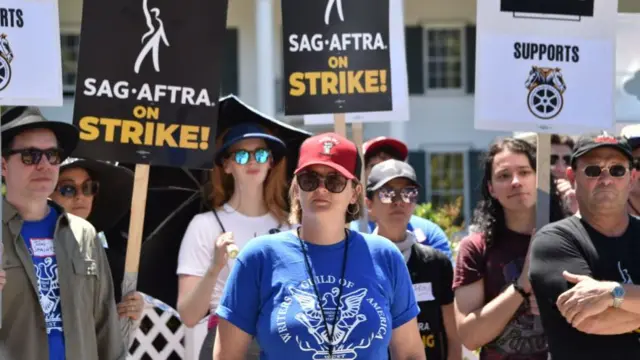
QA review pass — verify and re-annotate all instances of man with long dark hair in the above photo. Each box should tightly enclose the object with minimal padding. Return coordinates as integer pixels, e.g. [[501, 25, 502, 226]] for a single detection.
[[530, 132, 640, 359], [453, 137, 566, 359]]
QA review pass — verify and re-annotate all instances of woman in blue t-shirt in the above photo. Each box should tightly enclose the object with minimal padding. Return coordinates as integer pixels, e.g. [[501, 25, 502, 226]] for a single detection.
[[213, 132, 425, 360]]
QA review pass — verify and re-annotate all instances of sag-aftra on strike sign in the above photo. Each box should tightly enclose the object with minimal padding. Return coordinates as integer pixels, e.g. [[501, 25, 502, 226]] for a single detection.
[[281, 0, 392, 115], [72, 0, 228, 169]]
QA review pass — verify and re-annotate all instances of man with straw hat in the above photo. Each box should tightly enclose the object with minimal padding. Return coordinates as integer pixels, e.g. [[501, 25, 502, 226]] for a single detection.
[[0, 106, 125, 359]]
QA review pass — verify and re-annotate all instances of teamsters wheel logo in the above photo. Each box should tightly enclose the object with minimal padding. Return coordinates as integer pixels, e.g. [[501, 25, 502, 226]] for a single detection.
[[0, 33, 14, 91], [524, 65, 566, 120]]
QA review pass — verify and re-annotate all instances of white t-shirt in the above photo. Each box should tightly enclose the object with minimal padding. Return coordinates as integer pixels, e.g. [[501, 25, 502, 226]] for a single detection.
[[177, 203, 292, 313]]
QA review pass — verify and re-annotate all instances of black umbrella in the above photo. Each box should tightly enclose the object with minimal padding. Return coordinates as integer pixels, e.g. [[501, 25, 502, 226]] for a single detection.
[[105, 95, 312, 308]]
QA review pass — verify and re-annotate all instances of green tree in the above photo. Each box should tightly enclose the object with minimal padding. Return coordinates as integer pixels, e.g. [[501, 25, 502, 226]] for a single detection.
[[413, 196, 464, 258]]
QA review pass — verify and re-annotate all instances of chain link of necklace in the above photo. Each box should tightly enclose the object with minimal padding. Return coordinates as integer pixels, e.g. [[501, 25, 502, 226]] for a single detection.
[[296, 227, 349, 358]]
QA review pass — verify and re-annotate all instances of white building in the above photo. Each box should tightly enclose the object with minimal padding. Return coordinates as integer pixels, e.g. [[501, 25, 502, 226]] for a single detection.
[[48, 0, 640, 224]]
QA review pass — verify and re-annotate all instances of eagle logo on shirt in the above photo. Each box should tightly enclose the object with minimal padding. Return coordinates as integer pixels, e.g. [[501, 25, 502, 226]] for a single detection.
[[279, 284, 381, 359]]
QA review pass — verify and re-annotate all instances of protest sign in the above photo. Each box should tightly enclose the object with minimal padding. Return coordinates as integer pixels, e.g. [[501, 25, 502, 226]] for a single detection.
[[281, 0, 392, 115], [72, 0, 228, 169], [0, 1, 63, 106], [615, 13, 640, 124], [302, 0, 408, 124], [474, 0, 617, 134]]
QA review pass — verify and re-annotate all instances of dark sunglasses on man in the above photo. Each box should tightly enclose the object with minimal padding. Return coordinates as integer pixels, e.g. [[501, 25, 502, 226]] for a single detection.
[[582, 164, 629, 178], [5, 147, 64, 165], [550, 154, 571, 166], [55, 180, 100, 198], [227, 149, 270, 165], [297, 171, 348, 193], [377, 186, 419, 204]]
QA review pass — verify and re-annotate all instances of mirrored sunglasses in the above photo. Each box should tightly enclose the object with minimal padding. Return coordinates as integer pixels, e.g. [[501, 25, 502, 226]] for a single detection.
[[297, 171, 348, 194], [583, 164, 628, 178], [56, 180, 100, 198], [5, 147, 63, 165], [229, 149, 270, 165], [377, 186, 419, 204]]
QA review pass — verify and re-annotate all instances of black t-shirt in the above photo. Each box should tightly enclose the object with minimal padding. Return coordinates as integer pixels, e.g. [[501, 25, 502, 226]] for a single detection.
[[407, 243, 454, 360], [529, 216, 640, 360]]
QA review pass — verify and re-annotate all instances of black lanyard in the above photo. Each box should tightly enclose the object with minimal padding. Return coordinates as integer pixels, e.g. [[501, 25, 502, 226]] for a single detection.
[[296, 227, 350, 358]]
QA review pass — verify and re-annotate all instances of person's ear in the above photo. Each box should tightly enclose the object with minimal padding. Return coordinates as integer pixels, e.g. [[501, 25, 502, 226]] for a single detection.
[[487, 181, 495, 198], [1, 157, 7, 175], [351, 182, 363, 204], [223, 158, 233, 174], [365, 196, 373, 210]]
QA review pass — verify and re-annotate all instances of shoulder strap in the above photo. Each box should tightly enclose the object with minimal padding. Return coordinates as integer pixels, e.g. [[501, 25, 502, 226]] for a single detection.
[[212, 210, 226, 233]]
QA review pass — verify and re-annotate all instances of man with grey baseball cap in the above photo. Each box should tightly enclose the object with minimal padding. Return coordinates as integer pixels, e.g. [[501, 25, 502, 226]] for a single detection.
[[0, 106, 125, 359], [366, 159, 461, 360]]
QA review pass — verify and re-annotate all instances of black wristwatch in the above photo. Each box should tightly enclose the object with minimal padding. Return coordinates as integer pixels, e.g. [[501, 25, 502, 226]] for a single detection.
[[513, 280, 531, 298]]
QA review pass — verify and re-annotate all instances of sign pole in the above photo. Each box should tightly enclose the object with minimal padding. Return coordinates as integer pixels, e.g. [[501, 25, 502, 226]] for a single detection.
[[120, 164, 150, 345], [0, 109, 3, 329], [333, 113, 346, 136], [536, 133, 551, 231]]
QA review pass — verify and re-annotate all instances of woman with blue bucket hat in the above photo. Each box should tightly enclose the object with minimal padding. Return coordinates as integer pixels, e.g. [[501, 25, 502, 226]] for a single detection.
[[177, 121, 293, 359]]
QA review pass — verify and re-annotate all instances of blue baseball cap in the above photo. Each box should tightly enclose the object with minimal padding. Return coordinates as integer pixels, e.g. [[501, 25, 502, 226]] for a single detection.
[[214, 123, 286, 165]]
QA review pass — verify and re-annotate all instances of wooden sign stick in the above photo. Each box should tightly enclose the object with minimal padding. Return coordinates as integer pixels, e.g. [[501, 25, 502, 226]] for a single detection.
[[334, 113, 346, 136], [351, 122, 365, 183], [120, 163, 151, 345], [536, 133, 551, 231]]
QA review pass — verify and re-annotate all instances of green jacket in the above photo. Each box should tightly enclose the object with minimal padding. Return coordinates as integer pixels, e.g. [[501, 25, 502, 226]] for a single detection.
[[0, 199, 126, 359]]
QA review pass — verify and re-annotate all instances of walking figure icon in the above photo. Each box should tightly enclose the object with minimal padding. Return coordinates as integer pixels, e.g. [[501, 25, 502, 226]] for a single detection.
[[324, 0, 344, 25], [134, 0, 170, 74]]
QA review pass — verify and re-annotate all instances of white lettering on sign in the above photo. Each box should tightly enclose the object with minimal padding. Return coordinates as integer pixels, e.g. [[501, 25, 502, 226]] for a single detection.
[[30, 238, 55, 258], [413, 282, 435, 302], [82, 78, 215, 107], [288, 33, 387, 52]]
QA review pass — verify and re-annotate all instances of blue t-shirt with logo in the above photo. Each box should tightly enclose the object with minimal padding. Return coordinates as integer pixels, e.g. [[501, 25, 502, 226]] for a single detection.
[[21, 206, 65, 360], [350, 215, 453, 261], [216, 230, 419, 359]]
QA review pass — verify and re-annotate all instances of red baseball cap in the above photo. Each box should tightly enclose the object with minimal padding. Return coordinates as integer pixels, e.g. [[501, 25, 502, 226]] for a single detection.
[[362, 136, 408, 160], [295, 132, 361, 180]]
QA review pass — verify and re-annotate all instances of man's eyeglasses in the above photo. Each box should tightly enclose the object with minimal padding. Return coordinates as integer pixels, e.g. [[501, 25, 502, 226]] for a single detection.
[[55, 180, 100, 198], [377, 186, 419, 204], [5, 148, 63, 165], [297, 171, 348, 193], [582, 164, 629, 178], [228, 149, 270, 165], [550, 155, 571, 166]]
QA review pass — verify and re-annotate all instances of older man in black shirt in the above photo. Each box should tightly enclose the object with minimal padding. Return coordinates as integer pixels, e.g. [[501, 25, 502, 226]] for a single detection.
[[529, 132, 640, 360]]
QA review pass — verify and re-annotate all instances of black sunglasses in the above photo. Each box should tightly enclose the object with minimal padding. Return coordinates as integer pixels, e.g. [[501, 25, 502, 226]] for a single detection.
[[5, 147, 64, 165], [297, 171, 348, 193], [582, 164, 629, 178], [550, 155, 571, 166], [377, 186, 419, 204], [228, 149, 270, 165], [56, 180, 100, 198]]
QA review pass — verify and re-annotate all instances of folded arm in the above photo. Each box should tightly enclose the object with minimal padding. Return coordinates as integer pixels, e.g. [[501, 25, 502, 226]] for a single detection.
[[576, 308, 640, 335]]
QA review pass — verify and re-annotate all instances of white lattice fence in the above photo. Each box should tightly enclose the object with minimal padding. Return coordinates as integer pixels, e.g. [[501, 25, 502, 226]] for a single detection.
[[127, 295, 186, 360]]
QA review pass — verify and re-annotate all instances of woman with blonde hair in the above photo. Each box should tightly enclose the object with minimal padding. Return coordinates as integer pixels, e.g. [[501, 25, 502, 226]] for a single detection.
[[212, 132, 425, 360], [176, 122, 291, 360]]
